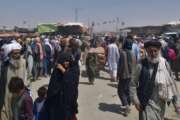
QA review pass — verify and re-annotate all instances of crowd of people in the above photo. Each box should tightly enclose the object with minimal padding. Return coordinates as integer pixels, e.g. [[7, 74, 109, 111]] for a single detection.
[[0, 32, 180, 120], [85, 34, 180, 119], [0, 34, 81, 120]]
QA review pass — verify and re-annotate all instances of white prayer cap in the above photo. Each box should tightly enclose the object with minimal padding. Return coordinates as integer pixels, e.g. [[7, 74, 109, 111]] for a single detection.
[[44, 38, 49, 43], [75, 39, 82, 46], [10, 42, 22, 51], [41, 35, 46, 39]]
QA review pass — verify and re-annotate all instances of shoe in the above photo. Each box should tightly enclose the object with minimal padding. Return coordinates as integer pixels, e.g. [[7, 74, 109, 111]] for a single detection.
[[120, 105, 130, 117], [122, 112, 128, 117], [124, 106, 131, 114]]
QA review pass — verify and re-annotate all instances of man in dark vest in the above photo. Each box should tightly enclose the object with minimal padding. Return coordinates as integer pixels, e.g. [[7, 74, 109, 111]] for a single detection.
[[130, 40, 177, 120]]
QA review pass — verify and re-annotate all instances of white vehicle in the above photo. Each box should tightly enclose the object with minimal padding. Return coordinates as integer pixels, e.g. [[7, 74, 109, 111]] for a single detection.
[[163, 32, 180, 40]]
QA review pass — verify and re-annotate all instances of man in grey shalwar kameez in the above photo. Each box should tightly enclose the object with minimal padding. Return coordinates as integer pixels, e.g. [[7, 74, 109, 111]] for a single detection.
[[130, 40, 177, 120]]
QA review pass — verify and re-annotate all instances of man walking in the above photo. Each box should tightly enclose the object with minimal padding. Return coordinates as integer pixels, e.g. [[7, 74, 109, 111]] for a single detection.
[[107, 37, 120, 82], [130, 40, 177, 120], [117, 39, 135, 116]]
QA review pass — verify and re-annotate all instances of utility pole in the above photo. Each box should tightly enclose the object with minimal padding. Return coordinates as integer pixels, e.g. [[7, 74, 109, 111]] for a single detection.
[[23, 20, 27, 28], [116, 17, 120, 33], [91, 21, 95, 38], [75, 8, 78, 22], [2, 26, 6, 32]]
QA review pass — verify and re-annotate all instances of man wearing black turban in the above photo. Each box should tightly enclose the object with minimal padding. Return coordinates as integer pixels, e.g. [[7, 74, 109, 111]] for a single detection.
[[130, 40, 178, 120]]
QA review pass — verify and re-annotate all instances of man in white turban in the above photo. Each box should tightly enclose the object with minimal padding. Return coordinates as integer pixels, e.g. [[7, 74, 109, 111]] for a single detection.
[[0, 41, 27, 120]]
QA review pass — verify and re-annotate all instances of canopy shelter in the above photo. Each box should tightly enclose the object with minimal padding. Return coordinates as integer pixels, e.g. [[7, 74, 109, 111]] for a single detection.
[[37, 23, 58, 34], [57, 22, 88, 35], [0, 32, 20, 38]]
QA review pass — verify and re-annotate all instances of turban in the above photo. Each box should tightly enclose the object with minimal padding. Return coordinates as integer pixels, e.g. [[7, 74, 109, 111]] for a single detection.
[[2, 41, 22, 58], [44, 38, 50, 44], [144, 40, 162, 49]]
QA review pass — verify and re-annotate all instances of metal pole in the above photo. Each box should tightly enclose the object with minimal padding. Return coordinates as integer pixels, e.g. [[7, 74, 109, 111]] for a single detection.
[[75, 8, 78, 22]]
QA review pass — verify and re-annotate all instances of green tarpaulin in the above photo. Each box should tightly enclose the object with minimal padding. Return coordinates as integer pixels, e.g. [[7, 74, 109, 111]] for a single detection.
[[37, 24, 57, 33]]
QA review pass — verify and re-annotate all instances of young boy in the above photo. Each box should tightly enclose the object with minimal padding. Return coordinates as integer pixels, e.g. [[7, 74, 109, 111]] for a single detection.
[[33, 86, 47, 120], [8, 77, 33, 120]]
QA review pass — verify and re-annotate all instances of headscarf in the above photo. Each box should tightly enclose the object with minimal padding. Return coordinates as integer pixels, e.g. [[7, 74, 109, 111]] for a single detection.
[[58, 52, 72, 64], [44, 38, 54, 55]]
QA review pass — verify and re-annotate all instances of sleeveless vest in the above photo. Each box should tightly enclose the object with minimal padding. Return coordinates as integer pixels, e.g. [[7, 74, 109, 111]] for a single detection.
[[137, 59, 158, 109]]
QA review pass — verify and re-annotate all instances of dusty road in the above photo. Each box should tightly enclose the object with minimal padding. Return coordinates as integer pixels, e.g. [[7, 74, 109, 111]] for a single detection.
[[31, 65, 180, 120]]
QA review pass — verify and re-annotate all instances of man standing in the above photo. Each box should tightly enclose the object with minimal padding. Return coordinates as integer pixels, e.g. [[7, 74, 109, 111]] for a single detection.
[[25, 38, 34, 79], [132, 35, 141, 63], [0, 41, 27, 120], [130, 40, 177, 120], [107, 37, 120, 82], [43, 37, 53, 76], [32, 37, 44, 80], [86, 48, 97, 84]]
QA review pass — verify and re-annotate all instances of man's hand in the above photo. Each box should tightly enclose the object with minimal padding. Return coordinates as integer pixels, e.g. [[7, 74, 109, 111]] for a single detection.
[[135, 103, 143, 112]]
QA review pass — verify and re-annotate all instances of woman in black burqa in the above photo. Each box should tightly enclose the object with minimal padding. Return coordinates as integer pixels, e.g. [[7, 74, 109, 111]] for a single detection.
[[40, 52, 78, 120]]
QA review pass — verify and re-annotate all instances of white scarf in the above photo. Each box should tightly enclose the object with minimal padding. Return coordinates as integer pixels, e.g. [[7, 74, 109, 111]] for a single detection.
[[44, 38, 54, 55], [155, 57, 178, 101]]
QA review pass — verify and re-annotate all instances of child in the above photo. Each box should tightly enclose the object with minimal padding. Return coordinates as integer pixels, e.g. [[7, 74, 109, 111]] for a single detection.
[[8, 76, 33, 120], [33, 86, 47, 120]]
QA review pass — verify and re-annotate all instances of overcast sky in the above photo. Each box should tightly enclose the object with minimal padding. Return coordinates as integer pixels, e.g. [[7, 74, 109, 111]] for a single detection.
[[0, 0, 180, 31]]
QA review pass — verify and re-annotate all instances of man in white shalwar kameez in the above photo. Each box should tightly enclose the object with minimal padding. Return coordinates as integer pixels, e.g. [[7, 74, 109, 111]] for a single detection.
[[107, 37, 120, 81], [0, 41, 27, 120]]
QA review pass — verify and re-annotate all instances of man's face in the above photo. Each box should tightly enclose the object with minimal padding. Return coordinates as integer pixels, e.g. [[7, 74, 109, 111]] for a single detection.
[[64, 44, 72, 52], [35, 37, 41, 43], [146, 47, 160, 59], [177, 38, 180, 43], [11, 50, 21, 60]]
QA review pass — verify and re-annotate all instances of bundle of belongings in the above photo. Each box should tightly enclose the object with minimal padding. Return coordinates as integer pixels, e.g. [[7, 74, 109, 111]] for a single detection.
[[95, 47, 106, 66]]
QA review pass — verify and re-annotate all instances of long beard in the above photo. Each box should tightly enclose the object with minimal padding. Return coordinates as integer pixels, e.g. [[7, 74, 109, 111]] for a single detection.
[[9, 58, 21, 69], [147, 54, 161, 64]]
